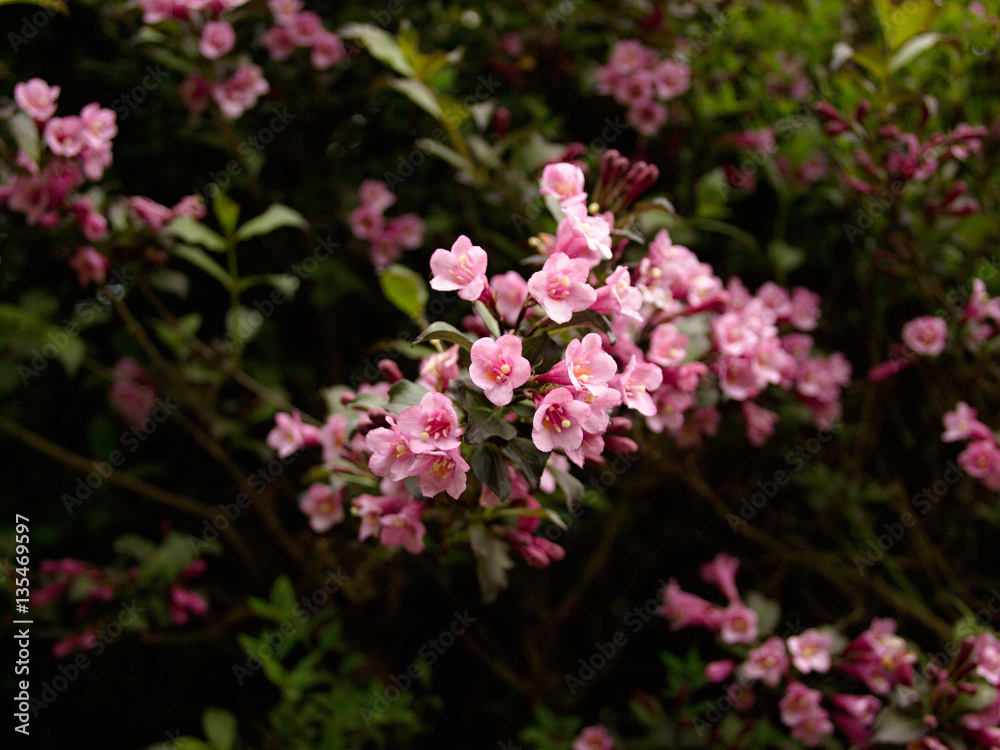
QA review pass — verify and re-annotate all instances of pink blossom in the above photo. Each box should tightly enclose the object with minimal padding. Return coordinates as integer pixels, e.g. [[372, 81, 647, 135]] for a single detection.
[[719, 601, 759, 644], [286, 10, 323, 46], [592, 265, 643, 321], [902, 315, 948, 356], [699, 552, 741, 601], [365, 419, 416, 481], [311, 31, 346, 69], [742, 401, 779, 447], [267, 410, 320, 458], [561, 203, 613, 261], [78, 103, 117, 147], [353, 493, 401, 541], [43, 116, 84, 157], [789, 287, 821, 330], [80, 141, 113, 181], [652, 59, 690, 100], [958, 438, 1000, 479], [397, 391, 462, 452], [615, 69, 654, 106], [349, 205, 385, 241], [379, 499, 426, 553], [790, 709, 835, 746], [555, 333, 617, 394], [742, 637, 790, 687], [178, 75, 212, 114], [470, 334, 531, 406], [491, 271, 529, 325], [430, 235, 489, 302], [788, 628, 834, 673], [830, 694, 881, 725], [267, 0, 301, 22], [418, 345, 461, 392], [261, 25, 296, 61], [199, 20, 236, 59], [626, 101, 667, 136], [705, 659, 735, 682], [171, 195, 207, 220], [170, 586, 208, 626], [974, 632, 1000, 685], [358, 179, 396, 212], [412, 449, 469, 499], [779, 681, 824, 726], [607, 40, 656, 76], [14, 78, 60, 122], [716, 355, 760, 401], [129, 196, 173, 232], [299, 483, 345, 532], [7, 175, 49, 225], [614, 355, 662, 417], [68, 246, 110, 287], [318, 413, 349, 464], [572, 724, 613, 750], [648, 323, 689, 367], [527, 252, 597, 323], [532, 387, 591, 453], [656, 578, 720, 630], [539, 162, 586, 206], [212, 64, 270, 119], [109, 358, 157, 427], [383, 214, 424, 250]]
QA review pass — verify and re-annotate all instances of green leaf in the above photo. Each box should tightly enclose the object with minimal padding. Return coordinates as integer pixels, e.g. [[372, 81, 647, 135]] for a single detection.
[[387, 78, 442, 120], [464, 406, 517, 444], [7, 112, 39, 163], [387, 379, 430, 412], [874, 0, 939, 50], [413, 321, 473, 352], [171, 244, 233, 290], [474, 301, 502, 338], [468, 523, 514, 604], [470, 443, 511, 499], [767, 239, 806, 276], [270, 575, 297, 615], [236, 273, 301, 297], [549, 466, 584, 511], [414, 137, 475, 174], [213, 191, 240, 238], [163, 217, 227, 253], [339, 23, 415, 77], [870, 708, 924, 744], [694, 168, 730, 218], [888, 32, 942, 72], [235, 204, 309, 242], [0, 0, 66, 12], [202, 708, 238, 750], [501, 437, 548, 490], [379, 264, 428, 321], [0, 304, 85, 377], [225, 305, 264, 348]]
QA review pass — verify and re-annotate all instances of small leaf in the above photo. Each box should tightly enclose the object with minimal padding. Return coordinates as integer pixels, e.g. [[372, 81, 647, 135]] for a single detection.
[[767, 239, 806, 275], [474, 301, 502, 338], [464, 406, 517, 444], [413, 321, 473, 352], [237, 273, 301, 297], [202, 708, 238, 750], [339, 23, 414, 77], [163, 218, 227, 252], [235, 204, 309, 242], [270, 575, 296, 614], [470, 443, 512, 499], [379, 264, 428, 321], [501, 437, 548, 490], [888, 32, 942, 72], [414, 138, 475, 174], [549, 466, 584, 511], [468, 524, 514, 604], [870, 709, 924, 744], [387, 78, 443, 120], [213, 191, 240, 237], [387, 379, 429, 412], [225, 305, 264, 348], [171, 244, 232, 290]]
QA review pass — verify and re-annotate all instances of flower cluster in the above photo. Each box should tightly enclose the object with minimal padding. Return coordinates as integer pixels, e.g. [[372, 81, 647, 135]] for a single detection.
[[660, 554, 1000, 748], [943, 401, 1000, 491], [260, 0, 346, 70], [348, 179, 425, 268], [595, 40, 691, 136], [267, 153, 848, 596]]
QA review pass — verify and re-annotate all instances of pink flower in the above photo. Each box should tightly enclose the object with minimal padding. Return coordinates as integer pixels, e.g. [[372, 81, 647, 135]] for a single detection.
[[790, 709, 834, 746], [705, 659, 735, 683], [286, 10, 323, 46], [607, 40, 656, 76], [43, 116, 84, 157], [742, 401, 779, 447], [626, 100, 667, 137], [532, 387, 591, 453], [129, 196, 173, 233], [958, 438, 1000, 479], [788, 628, 834, 673], [648, 323, 689, 367], [719, 601, 759, 644], [358, 179, 396, 212], [572, 724, 613, 750], [14, 78, 60, 122], [470, 334, 532, 406], [199, 20, 236, 59], [261, 25, 295, 60], [789, 287, 821, 330], [491, 271, 529, 325], [527, 252, 597, 323], [700, 552, 741, 601], [379, 498, 426, 553], [383, 214, 424, 250], [78, 103, 117, 147], [830, 694, 881, 725], [178, 75, 212, 114], [559, 333, 618, 393], [614, 355, 662, 417], [652, 59, 690, 100], [212, 64, 269, 119], [366, 418, 416, 480], [592, 266, 643, 321], [109, 358, 157, 427], [430, 235, 489, 302], [942, 402, 992, 442], [902, 315, 947, 356], [418, 345, 461, 392], [170, 585, 208, 626], [68, 246, 110, 287], [311, 31, 346, 69], [299, 483, 345, 532], [267, 0, 301, 22], [171, 195, 207, 220], [973, 632, 1000, 685], [266, 410, 320, 458], [539, 162, 587, 206], [397, 391, 462, 453], [349, 205, 385, 241], [779, 681, 824, 726], [742, 637, 790, 687], [561, 203, 613, 261], [412, 449, 469, 499], [656, 578, 720, 630]]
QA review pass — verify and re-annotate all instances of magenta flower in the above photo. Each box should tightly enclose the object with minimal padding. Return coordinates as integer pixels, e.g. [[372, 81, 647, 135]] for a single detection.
[[199, 20, 236, 59], [532, 387, 591, 453], [719, 601, 759, 644], [559, 333, 618, 393], [788, 628, 835, 673], [652, 59, 691, 100], [212, 63, 270, 119], [412, 449, 469, 499], [379, 499, 426, 553], [79, 103, 117, 147], [790, 709, 835, 747], [68, 246, 110, 287], [299, 483, 345, 533], [742, 636, 790, 687], [286, 10, 323, 46], [648, 323, 689, 367], [397, 391, 462, 453], [973, 632, 1000, 685], [572, 724, 613, 750], [562, 203, 613, 261], [491, 271, 529, 325], [656, 578, 720, 630], [43, 116, 84, 157], [779, 681, 824, 726], [109, 358, 157, 427], [742, 401, 779, 447], [830, 694, 881, 725], [699, 552, 741, 601], [614, 355, 662, 417], [705, 659, 735, 683], [527, 252, 597, 324], [358, 179, 396, 212], [592, 265, 643, 321], [267, 410, 320, 458], [958, 438, 1000, 479], [430, 235, 489, 301], [366, 417, 417, 481], [902, 315, 948, 356], [539, 162, 586, 206], [14, 78, 60, 122], [470, 334, 531, 406], [129, 196, 173, 233], [311, 31, 346, 69]]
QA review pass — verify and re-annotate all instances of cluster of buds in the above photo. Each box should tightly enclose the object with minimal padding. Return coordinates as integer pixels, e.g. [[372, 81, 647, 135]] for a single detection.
[[348, 179, 426, 268], [267, 153, 847, 596], [260, 0, 346, 70], [662, 554, 1000, 748], [595, 40, 691, 136]]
